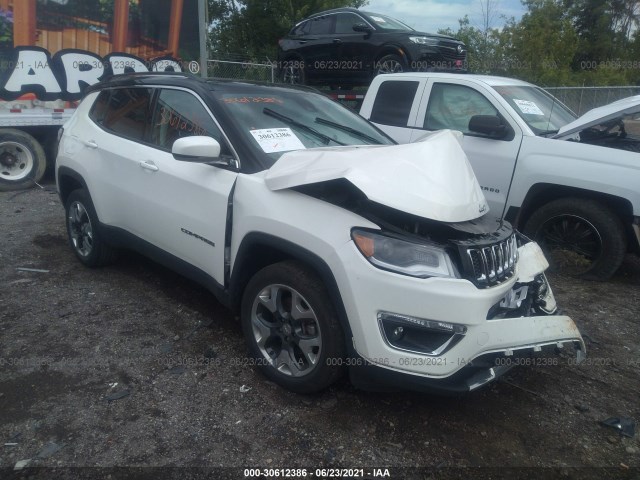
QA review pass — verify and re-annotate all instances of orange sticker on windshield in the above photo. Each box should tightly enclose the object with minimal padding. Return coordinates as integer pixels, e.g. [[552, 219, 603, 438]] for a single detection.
[[224, 97, 284, 104]]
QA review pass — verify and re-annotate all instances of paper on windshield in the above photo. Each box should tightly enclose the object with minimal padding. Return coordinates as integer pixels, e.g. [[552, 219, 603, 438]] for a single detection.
[[249, 128, 305, 153], [513, 99, 545, 115]]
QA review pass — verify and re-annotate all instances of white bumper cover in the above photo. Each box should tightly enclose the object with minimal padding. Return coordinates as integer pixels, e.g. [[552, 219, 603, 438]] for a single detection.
[[337, 239, 585, 380]]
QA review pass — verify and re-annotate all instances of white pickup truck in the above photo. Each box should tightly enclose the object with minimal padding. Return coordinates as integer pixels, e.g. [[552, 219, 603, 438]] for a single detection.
[[360, 73, 640, 280]]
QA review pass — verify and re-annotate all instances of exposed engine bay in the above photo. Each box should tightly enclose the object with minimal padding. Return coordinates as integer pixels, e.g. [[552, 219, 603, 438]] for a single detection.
[[576, 117, 640, 152]]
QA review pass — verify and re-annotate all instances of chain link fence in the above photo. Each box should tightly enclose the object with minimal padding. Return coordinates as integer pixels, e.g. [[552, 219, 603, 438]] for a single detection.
[[206, 58, 640, 116], [544, 86, 640, 116], [206, 59, 278, 83]]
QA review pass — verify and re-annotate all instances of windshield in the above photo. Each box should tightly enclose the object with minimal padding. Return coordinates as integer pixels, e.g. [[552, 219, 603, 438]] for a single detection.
[[363, 12, 414, 31], [493, 86, 576, 135], [214, 89, 395, 167]]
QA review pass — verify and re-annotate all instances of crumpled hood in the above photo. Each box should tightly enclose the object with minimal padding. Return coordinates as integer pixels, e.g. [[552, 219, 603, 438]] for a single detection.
[[264, 130, 489, 223], [555, 95, 640, 138]]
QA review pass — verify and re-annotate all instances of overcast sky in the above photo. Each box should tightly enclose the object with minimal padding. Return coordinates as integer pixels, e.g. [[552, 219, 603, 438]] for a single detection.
[[363, 0, 527, 34]]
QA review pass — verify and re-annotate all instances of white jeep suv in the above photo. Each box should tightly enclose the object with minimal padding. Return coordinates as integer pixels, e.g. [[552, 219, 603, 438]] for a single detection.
[[56, 73, 584, 394]]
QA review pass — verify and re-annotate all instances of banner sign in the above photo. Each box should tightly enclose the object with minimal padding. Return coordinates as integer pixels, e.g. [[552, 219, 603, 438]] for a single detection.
[[0, 47, 183, 101]]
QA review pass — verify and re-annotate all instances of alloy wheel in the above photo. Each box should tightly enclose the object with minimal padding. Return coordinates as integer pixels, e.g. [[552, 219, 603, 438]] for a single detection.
[[250, 284, 322, 377]]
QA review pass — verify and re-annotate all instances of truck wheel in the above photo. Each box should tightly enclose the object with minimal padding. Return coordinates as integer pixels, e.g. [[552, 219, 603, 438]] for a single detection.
[[241, 261, 345, 393], [523, 198, 627, 280], [65, 189, 117, 267], [0, 129, 47, 191], [375, 54, 405, 75]]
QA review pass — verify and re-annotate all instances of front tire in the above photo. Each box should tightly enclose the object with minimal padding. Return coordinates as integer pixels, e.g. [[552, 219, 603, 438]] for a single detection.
[[241, 261, 345, 393], [523, 197, 627, 280], [374, 54, 406, 76], [0, 129, 47, 191], [65, 189, 117, 267]]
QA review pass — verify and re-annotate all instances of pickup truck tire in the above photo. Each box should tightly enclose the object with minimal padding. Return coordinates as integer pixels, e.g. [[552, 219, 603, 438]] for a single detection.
[[375, 54, 406, 75], [241, 261, 345, 393], [0, 129, 47, 191], [65, 189, 117, 267], [523, 198, 626, 280]]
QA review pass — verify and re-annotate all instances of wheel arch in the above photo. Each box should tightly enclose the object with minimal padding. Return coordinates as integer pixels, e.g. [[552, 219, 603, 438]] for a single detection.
[[57, 166, 88, 206], [374, 44, 411, 66], [229, 232, 354, 345], [513, 183, 637, 251]]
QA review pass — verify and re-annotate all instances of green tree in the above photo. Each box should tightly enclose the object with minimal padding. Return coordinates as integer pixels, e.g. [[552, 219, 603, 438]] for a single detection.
[[501, 0, 578, 85], [439, 15, 504, 74], [565, 0, 639, 84]]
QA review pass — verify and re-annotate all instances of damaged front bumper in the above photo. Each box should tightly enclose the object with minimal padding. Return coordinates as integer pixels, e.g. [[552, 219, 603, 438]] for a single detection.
[[350, 313, 585, 394], [339, 239, 586, 394]]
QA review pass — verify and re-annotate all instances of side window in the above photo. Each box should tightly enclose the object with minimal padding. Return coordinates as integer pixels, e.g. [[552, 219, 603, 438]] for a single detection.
[[98, 87, 152, 141], [424, 83, 498, 133], [292, 21, 310, 36], [150, 89, 230, 155], [370, 81, 419, 127], [308, 15, 334, 35], [89, 90, 110, 124], [335, 13, 363, 34]]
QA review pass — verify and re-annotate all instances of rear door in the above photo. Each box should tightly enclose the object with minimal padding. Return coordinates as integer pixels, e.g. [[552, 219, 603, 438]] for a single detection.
[[296, 14, 337, 82], [364, 78, 426, 144], [83, 86, 155, 229]]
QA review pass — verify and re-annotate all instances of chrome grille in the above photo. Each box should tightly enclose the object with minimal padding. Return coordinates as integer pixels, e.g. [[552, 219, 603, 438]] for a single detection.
[[464, 234, 518, 288]]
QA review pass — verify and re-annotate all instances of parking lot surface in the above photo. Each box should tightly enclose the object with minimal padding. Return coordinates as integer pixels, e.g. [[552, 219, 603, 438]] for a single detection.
[[1, 183, 639, 479]]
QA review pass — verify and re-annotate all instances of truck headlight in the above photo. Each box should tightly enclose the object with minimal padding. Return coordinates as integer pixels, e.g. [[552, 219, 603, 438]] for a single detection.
[[409, 36, 439, 46], [352, 229, 457, 278]]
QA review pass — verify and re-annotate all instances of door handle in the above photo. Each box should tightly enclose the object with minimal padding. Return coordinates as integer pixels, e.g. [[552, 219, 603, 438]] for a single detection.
[[83, 140, 98, 149], [332, 38, 342, 43], [139, 161, 159, 172]]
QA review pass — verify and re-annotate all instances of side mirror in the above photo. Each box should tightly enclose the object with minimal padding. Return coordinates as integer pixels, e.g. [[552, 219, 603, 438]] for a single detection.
[[353, 23, 373, 34], [172, 136, 221, 162], [468, 115, 508, 138]]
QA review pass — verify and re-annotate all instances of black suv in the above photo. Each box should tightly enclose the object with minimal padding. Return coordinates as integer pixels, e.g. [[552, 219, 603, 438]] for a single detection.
[[277, 8, 466, 87]]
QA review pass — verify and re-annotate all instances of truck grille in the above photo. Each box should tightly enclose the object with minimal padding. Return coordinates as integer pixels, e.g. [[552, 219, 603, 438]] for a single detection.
[[453, 227, 518, 288]]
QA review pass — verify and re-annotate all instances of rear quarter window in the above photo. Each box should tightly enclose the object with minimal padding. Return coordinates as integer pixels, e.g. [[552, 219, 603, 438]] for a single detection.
[[370, 81, 419, 127], [91, 87, 152, 141]]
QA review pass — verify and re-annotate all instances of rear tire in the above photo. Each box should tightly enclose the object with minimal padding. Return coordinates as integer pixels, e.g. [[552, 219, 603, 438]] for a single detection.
[[523, 197, 626, 280], [65, 189, 117, 267], [241, 260, 345, 393], [281, 60, 306, 85], [0, 129, 47, 191]]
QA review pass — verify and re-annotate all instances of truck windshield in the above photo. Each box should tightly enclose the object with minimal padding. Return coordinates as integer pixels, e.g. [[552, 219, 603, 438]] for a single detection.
[[493, 86, 576, 135], [214, 89, 395, 167]]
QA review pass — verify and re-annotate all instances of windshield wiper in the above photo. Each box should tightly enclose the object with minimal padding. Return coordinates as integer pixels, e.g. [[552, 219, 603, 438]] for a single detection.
[[263, 108, 346, 146], [315, 117, 383, 144]]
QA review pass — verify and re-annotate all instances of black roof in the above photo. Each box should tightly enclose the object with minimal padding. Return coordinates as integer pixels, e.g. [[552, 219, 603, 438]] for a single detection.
[[84, 72, 320, 97], [306, 7, 360, 18]]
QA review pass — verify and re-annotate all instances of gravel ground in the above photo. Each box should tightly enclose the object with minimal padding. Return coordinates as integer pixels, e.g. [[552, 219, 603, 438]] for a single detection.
[[1, 181, 639, 480]]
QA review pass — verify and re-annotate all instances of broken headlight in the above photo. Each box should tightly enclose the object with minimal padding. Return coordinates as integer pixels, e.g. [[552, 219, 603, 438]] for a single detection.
[[351, 229, 457, 278]]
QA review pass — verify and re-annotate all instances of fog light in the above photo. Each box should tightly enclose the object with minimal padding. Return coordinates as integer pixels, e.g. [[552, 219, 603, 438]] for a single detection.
[[392, 326, 404, 341], [378, 312, 466, 356]]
